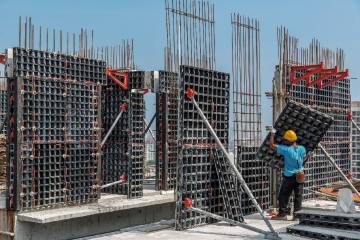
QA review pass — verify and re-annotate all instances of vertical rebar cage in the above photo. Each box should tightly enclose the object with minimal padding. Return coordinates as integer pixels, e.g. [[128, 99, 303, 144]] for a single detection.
[[231, 15, 269, 215], [164, 0, 216, 72]]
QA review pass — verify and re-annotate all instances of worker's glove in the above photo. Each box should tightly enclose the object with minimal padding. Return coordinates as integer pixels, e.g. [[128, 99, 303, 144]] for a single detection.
[[271, 128, 277, 134]]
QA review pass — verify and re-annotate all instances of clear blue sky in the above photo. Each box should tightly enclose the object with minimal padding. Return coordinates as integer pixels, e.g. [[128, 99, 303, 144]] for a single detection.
[[1, 0, 359, 129]]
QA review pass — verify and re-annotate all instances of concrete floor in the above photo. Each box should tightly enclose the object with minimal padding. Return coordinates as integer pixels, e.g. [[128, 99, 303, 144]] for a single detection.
[[79, 199, 353, 240], [78, 215, 302, 240]]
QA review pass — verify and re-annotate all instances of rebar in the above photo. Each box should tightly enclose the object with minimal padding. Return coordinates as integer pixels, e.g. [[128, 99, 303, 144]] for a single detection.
[[232, 14, 269, 215], [165, 0, 215, 72]]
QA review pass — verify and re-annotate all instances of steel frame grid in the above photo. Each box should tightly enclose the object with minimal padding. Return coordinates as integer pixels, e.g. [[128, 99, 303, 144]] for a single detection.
[[6, 76, 101, 211], [101, 71, 145, 198], [176, 65, 243, 230], [155, 71, 178, 191]]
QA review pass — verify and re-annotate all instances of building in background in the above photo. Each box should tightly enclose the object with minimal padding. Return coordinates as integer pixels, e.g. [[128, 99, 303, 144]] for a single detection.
[[352, 101, 360, 179]]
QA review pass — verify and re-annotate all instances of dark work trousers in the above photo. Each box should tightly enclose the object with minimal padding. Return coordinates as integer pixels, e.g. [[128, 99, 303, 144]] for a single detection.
[[278, 174, 303, 216]]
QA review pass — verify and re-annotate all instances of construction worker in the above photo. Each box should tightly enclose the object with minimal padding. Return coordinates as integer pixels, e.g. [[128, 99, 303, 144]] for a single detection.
[[269, 129, 308, 220]]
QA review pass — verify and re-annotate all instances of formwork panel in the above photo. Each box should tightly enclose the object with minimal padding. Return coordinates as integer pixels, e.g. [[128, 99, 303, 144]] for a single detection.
[[238, 146, 270, 215], [155, 71, 178, 191], [102, 71, 145, 198], [7, 76, 101, 210], [176, 65, 241, 230]]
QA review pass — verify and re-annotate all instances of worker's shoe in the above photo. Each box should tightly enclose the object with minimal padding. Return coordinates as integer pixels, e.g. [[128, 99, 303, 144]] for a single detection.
[[271, 214, 288, 220]]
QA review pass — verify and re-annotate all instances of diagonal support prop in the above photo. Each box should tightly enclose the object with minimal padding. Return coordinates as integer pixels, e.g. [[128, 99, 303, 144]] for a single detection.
[[352, 119, 360, 133], [319, 143, 360, 199], [185, 204, 280, 238], [101, 102, 127, 148], [144, 113, 157, 137], [185, 88, 279, 239]]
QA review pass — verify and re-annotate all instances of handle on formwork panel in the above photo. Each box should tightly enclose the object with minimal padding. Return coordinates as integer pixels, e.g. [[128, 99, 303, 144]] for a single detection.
[[106, 68, 129, 90]]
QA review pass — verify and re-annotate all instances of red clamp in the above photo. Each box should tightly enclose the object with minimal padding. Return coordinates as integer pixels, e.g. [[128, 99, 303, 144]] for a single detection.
[[183, 197, 193, 209], [0, 53, 5, 65], [185, 88, 196, 100], [347, 112, 353, 121], [120, 103, 127, 112], [119, 173, 127, 183], [346, 172, 353, 180], [106, 68, 129, 90]]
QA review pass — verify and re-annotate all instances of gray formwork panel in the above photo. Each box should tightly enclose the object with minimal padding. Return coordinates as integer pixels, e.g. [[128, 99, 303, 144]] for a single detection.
[[155, 71, 178, 191], [102, 71, 145, 198], [176, 65, 242, 230], [294, 209, 360, 231]]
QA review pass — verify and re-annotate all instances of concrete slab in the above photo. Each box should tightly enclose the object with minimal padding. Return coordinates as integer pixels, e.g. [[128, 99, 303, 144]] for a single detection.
[[17, 191, 175, 224], [78, 213, 302, 240]]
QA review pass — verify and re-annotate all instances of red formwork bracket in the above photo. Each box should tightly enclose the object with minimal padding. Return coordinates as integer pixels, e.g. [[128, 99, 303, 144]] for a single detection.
[[307, 66, 338, 87], [185, 88, 196, 100], [106, 68, 129, 90], [290, 62, 324, 85], [0, 53, 5, 65], [290, 62, 349, 89], [318, 69, 349, 89], [183, 197, 193, 209]]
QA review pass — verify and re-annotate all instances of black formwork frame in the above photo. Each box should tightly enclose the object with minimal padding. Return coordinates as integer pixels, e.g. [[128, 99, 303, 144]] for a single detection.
[[155, 71, 178, 191], [5, 47, 106, 210], [176, 65, 243, 230], [7, 76, 102, 211], [102, 71, 145, 198]]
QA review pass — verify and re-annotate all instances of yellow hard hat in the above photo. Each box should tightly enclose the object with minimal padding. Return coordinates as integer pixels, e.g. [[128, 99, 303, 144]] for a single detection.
[[283, 130, 297, 142]]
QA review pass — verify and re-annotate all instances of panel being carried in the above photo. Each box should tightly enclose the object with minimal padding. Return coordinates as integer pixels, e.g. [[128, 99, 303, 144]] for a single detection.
[[257, 100, 333, 169], [176, 65, 242, 230]]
